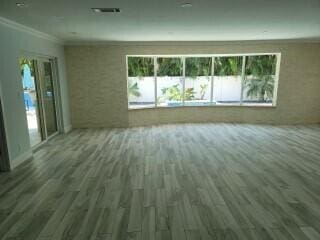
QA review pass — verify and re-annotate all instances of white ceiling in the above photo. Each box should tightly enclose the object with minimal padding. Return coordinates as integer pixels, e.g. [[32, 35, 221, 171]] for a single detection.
[[0, 0, 319, 42]]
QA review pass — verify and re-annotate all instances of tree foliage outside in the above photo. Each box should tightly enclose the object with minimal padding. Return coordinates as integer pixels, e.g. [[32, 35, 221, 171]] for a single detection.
[[245, 76, 274, 101], [157, 58, 183, 76], [185, 57, 212, 77], [20, 58, 34, 76], [128, 56, 276, 78], [244, 55, 277, 101], [127, 55, 278, 103], [214, 57, 242, 76], [128, 57, 154, 77], [199, 84, 208, 100], [245, 55, 276, 76], [161, 84, 195, 101], [128, 81, 141, 97]]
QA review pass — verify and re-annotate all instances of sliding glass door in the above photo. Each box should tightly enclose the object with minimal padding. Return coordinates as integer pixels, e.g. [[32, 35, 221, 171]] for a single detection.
[[20, 57, 59, 147]]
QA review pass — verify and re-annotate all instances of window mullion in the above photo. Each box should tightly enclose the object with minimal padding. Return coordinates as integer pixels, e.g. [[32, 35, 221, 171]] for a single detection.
[[273, 54, 281, 106], [240, 56, 246, 105], [182, 57, 186, 106], [126, 56, 130, 108], [210, 56, 215, 105], [154, 56, 157, 107]]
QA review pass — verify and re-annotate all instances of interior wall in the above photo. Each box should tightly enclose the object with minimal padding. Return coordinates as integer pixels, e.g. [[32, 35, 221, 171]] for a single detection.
[[0, 20, 71, 168], [65, 41, 320, 128]]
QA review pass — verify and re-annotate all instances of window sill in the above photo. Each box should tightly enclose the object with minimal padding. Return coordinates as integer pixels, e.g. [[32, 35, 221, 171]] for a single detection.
[[128, 104, 277, 111]]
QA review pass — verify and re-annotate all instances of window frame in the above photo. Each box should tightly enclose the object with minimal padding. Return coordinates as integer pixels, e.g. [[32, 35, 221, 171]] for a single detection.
[[126, 53, 281, 109]]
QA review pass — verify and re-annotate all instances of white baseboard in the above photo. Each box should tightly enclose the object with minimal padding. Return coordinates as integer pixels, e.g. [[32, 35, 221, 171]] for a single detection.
[[64, 124, 72, 133], [10, 150, 33, 169]]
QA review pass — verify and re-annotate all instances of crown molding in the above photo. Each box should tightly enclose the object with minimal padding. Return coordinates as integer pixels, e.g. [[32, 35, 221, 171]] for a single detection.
[[64, 38, 320, 46], [0, 16, 64, 45]]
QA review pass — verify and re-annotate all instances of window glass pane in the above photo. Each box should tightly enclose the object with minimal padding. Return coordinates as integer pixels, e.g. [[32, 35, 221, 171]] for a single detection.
[[185, 57, 212, 106], [127, 54, 279, 109], [128, 57, 155, 108], [242, 55, 277, 105], [157, 58, 183, 107], [213, 56, 242, 105]]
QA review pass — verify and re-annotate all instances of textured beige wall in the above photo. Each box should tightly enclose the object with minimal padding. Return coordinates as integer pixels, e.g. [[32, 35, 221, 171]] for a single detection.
[[65, 41, 320, 128]]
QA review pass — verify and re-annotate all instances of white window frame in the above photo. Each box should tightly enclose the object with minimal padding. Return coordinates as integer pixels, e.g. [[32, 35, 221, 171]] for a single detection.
[[127, 53, 281, 109]]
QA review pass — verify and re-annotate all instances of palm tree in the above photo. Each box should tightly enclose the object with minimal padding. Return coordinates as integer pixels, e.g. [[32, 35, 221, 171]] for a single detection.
[[128, 81, 141, 97], [157, 58, 183, 76], [185, 58, 211, 78], [214, 57, 242, 76], [19, 58, 34, 76], [245, 55, 276, 102], [245, 75, 274, 101], [128, 57, 154, 77], [200, 84, 208, 100]]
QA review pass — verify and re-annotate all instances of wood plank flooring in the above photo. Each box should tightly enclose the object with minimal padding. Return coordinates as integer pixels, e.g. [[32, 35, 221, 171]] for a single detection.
[[1, 123, 320, 240]]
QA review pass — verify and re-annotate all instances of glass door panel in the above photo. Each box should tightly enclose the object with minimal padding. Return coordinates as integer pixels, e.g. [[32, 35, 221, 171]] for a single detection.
[[20, 58, 43, 146], [40, 61, 58, 137], [20, 57, 59, 147]]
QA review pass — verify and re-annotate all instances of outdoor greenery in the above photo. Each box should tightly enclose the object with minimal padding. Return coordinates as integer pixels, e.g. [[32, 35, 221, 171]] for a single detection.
[[199, 84, 209, 100], [128, 81, 141, 97], [161, 84, 195, 101], [245, 55, 276, 76], [185, 57, 211, 77], [245, 76, 274, 101], [128, 57, 154, 77], [128, 55, 276, 78], [157, 58, 183, 76], [214, 57, 242, 76], [128, 55, 277, 103], [20, 58, 34, 76], [244, 55, 276, 101]]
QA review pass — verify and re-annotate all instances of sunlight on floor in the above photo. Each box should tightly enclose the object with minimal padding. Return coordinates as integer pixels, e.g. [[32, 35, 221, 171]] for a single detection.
[[26, 109, 41, 146]]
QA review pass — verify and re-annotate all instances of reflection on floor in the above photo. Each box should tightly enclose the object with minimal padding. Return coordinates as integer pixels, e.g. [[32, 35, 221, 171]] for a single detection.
[[0, 124, 320, 239], [26, 109, 41, 146]]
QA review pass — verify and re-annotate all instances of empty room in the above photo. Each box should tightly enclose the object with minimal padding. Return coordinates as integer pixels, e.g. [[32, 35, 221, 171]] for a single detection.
[[0, 0, 320, 239]]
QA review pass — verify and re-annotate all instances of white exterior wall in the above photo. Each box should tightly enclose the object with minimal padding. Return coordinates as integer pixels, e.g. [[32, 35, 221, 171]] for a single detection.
[[128, 76, 242, 103]]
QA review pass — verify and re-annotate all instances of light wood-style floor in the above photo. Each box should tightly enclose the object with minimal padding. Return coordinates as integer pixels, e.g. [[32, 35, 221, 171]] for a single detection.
[[1, 124, 320, 240]]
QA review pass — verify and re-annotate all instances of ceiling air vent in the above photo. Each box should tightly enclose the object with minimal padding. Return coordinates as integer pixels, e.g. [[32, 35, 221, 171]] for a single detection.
[[92, 8, 121, 13]]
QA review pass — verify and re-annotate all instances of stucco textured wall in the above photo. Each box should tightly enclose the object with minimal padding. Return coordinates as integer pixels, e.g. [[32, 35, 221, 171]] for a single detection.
[[65, 41, 320, 128]]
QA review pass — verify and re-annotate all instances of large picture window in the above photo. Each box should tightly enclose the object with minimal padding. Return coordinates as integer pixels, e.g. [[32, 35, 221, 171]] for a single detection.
[[127, 54, 280, 109]]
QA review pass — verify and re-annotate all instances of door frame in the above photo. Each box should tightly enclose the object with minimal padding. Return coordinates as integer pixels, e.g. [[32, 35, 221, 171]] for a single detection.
[[20, 52, 64, 147], [32, 59, 46, 141], [37, 58, 60, 138], [50, 58, 64, 133], [0, 98, 10, 172]]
